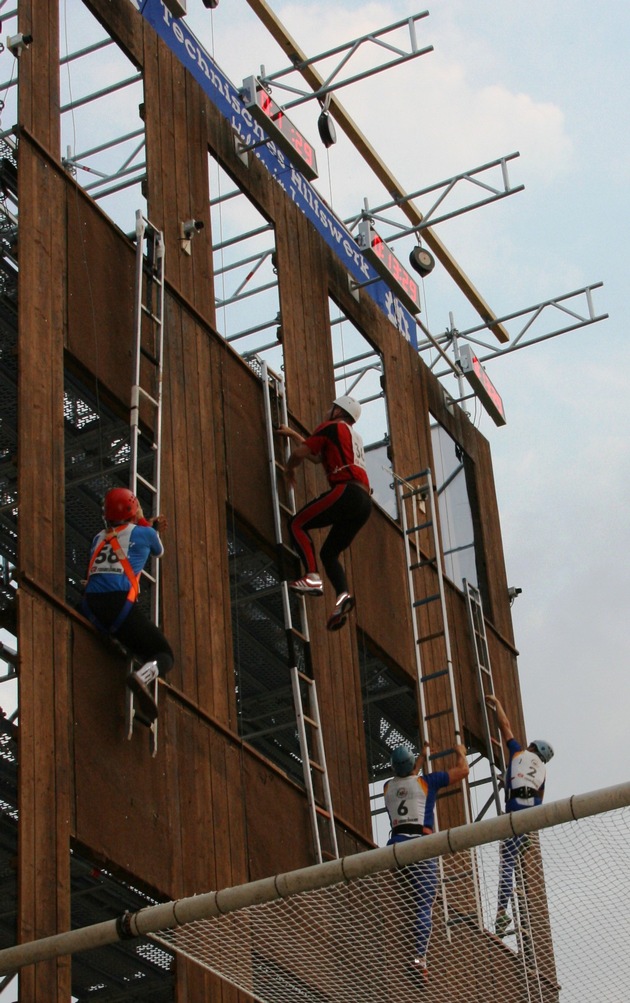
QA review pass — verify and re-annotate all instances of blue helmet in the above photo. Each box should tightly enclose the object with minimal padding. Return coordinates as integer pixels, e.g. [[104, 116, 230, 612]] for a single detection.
[[530, 739, 554, 764], [391, 745, 416, 777]]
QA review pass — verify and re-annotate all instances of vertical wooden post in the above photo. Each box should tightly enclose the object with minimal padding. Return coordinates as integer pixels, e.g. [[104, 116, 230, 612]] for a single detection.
[[16, 2, 72, 999]]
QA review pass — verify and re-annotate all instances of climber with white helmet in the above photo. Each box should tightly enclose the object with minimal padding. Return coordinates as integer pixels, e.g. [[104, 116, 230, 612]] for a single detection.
[[277, 395, 372, 631], [486, 694, 554, 937]]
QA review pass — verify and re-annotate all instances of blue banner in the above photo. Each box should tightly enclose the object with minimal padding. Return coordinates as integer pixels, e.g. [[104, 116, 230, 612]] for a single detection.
[[133, 0, 418, 348]]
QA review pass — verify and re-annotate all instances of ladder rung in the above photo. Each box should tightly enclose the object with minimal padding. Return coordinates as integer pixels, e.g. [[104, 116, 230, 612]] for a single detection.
[[445, 912, 477, 927], [135, 473, 157, 492], [424, 707, 453, 721], [309, 758, 325, 774], [295, 669, 315, 686], [406, 521, 433, 534], [443, 868, 474, 885], [420, 667, 449, 682], [315, 804, 332, 819], [413, 593, 440, 608], [288, 625, 308, 644], [280, 541, 299, 560], [135, 385, 160, 408], [400, 487, 429, 502], [303, 714, 319, 729], [409, 558, 435, 571], [140, 345, 160, 366], [279, 500, 295, 516], [140, 303, 162, 324], [417, 630, 445, 645]]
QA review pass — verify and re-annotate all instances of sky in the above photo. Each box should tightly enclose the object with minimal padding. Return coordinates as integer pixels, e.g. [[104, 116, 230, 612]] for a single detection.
[[180, 0, 629, 805]]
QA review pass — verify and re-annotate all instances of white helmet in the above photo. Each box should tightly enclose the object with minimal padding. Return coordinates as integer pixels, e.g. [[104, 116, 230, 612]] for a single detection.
[[333, 395, 361, 423]]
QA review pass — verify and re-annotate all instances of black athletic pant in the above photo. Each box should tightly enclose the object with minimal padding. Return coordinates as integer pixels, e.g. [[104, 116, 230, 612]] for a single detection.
[[82, 593, 174, 677], [289, 481, 372, 596]]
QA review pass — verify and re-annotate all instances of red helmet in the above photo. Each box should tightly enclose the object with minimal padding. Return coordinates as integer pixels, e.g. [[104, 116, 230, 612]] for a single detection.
[[104, 487, 139, 524]]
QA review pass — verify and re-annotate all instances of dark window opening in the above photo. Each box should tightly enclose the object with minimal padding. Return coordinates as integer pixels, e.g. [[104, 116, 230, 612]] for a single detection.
[[359, 638, 418, 844], [228, 518, 307, 785], [64, 369, 155, 612]]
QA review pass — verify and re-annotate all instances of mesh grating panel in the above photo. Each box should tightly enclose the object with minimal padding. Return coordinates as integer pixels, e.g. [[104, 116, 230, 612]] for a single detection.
[[229, 522, 306, 785]]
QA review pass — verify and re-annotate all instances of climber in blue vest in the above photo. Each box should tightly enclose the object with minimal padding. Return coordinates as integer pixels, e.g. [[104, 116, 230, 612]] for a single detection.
[[80, 487, 173, 722]]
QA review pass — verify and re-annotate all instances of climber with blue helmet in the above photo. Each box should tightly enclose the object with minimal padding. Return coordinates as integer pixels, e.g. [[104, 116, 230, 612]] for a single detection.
[[384, 740, 469, 986], [486, 694, 554, 937], [276, 395, 372, 631]]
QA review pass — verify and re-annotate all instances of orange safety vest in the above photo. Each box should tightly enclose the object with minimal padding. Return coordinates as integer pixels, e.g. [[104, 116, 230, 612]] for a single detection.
[[82, 529, 141, 629]]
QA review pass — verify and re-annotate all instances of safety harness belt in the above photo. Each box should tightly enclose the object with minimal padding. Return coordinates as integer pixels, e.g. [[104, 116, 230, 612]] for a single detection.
[[82, 527, 141, 633]]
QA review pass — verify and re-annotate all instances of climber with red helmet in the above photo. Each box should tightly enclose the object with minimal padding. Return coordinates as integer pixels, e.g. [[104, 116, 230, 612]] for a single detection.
[[486, 694, 554, 937], [277, 396, 372, 631], [80, 487, 173, 722]]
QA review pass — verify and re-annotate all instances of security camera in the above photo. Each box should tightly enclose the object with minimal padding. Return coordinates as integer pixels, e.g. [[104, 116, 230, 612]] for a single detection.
[[179, 219, 205, 256], [507, 586, 522, 603], [181, 219, 204, 239], [7, 33, 33, 58]]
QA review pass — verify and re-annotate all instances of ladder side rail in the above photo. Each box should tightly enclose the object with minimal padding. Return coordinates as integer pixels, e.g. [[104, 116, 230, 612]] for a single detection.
[[423, 479, 477, 915], [513, 852, 545, 1002], [127, 212, 165, 749], [395, 471, 454, 942], [261, 360, 295, 632], [150, 226, 166, 623], [396, 476, 431, 744], [290, 667, 324, 863], [424, 469, 464, 752], [260, 362, 337, 859], [463, 581, 511, 930], [398, 470, 482, 940], [130, 209, 147, 489], [305, 674, 339, 859], [463, 579, 505, 813]]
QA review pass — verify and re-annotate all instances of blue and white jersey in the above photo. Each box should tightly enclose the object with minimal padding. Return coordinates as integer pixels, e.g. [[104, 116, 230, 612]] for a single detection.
[[85, 523, 163, 594], [505, 738, 546, 811], [384, 770, 451, 834]]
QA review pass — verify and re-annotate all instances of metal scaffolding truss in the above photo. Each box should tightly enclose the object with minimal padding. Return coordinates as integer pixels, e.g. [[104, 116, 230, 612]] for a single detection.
[[254, 10, 433, 109], [426, 283, 608, 375], [345, 152, 525, 245]]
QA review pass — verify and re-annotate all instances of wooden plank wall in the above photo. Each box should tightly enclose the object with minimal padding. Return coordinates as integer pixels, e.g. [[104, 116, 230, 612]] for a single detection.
[[12, 0, 540, 998], [17, 2, 70, 997]]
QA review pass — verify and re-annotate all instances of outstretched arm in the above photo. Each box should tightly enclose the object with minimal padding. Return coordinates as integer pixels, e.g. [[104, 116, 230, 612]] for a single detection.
[[277, 425, 322, 466], [486, 695, 515, 743], [446, 743, 469, 784]]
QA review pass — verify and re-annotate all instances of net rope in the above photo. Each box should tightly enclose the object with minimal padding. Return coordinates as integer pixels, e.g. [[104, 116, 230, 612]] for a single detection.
[[152, 806, 630, 1002]]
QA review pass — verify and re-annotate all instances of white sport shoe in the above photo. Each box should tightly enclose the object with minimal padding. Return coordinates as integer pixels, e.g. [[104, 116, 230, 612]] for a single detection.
[[409, 956, 428, 989], [289, 573, 324, 596], [127, 661, 159, 722], [136, 660, 159, 685], [326, 592, 355, 631]]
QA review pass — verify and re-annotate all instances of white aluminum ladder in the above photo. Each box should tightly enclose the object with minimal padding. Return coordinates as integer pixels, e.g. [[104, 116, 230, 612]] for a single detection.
[[125, 210, 166, 754], [464, 582, 541, 973], [396, 468, 480, 937], [463, 579, 505, 819], [261, 359, 339, 863]]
